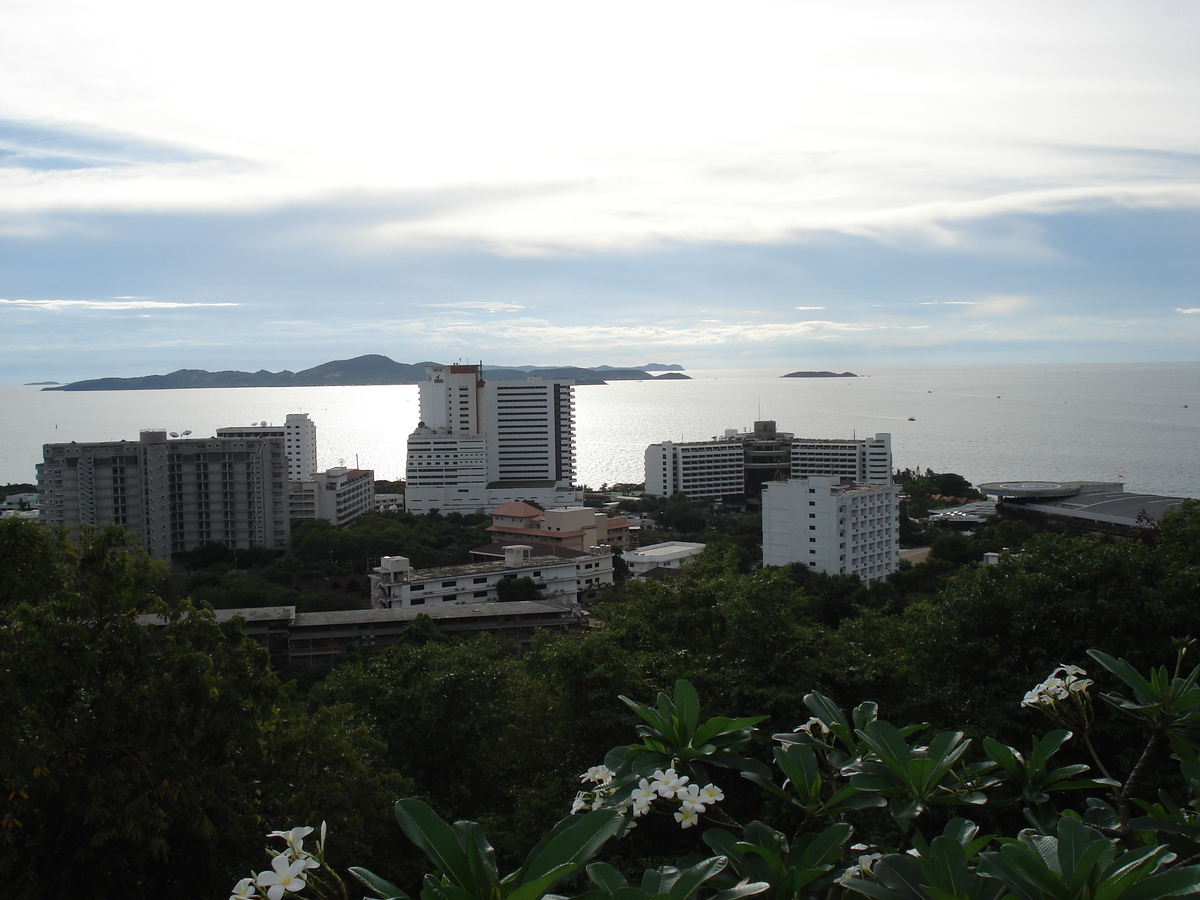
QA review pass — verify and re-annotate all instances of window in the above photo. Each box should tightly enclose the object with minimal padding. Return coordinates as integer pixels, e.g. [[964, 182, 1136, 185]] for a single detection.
[[442, 580, 456, 588]]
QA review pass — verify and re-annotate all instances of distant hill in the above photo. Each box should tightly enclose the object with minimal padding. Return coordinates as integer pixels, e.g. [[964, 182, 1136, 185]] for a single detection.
[[782, 370, 858, 378], [654, 372, 691, 380], [641, 363, 684, 371], [45, 355, 658, 391]]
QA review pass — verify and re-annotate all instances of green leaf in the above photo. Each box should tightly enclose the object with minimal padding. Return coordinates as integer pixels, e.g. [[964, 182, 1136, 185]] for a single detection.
[[395, 799, 475, 889], [675, 680, 700, 737], [350, 866, 411, 900], [667, 856, 726, 900], [518, 809, 622, 889], [507, 864, 578, 900], [588, 862, 632, 894]]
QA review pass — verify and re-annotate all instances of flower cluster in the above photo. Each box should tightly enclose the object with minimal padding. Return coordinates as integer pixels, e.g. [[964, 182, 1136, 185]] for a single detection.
[[793, 716, 831, 740], [1022, 664, 1093, 708], [1021, 664, 1094, 729], [231, 824, 329, 900], [571, 766, 724, 829]]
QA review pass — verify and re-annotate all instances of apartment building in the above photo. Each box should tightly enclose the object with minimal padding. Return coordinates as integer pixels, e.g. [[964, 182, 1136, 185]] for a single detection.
[[762, 476, 901, 582], [645, 424, 892, 499], [369, 544, 613, 609], [216, 412, 317, 481], [289, 466, 375, 526], [405, 365, 581, 513], [38, 429, 290, 559]]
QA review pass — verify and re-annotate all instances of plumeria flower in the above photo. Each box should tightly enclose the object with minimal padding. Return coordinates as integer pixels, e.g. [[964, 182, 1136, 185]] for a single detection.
[[650, 768, 688, 798], [795, 716, 831, 739], [678, 784, 706, 813], [268, 826, 319, 868], [697, 783, 724, 805], [231, 877, 259, 899], [674, 806, 700, 829], [571, 793, 589, 814], [580, 765, 613, 784], [257, 854, 308, 900]]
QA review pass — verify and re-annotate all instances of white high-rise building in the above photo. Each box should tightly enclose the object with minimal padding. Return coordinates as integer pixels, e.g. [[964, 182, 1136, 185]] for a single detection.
[[644, 426, 892, 499], [405, 365, 580, 514], [790, 434, 892, 484], [38, 430, 291, 559], [217, 413, 318, 480], [290, 467, 376, 526], [762, 476, 900, 582]]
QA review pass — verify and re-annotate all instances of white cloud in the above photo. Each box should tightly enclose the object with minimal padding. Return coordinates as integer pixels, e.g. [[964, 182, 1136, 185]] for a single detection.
[[962, 295, 1033, 317], [1, 1, 1198, 252], [794, 306, 827, 311], [418, 301, 528, 312], [1178, 307, 1200, 314], [0, 298, 237, 310]]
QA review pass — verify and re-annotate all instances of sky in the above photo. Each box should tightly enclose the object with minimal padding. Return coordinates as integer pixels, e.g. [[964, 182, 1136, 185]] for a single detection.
[[2, 0, 1199, 382]]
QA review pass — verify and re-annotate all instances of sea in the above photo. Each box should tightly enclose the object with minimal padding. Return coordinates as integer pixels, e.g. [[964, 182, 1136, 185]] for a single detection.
[[2, 362, 1197, 499]]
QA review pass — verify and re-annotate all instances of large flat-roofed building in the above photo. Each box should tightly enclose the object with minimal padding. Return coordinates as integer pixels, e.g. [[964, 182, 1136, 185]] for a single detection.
[[645, 424, 892, 499], [290, 467, 376, 526], [485, 502, 631, 550], [979, 481, 1190, 536], [216, 412, 317, 481], [405, 365, 581, 513], [623, 541, 707, 578], [762, 476, 901, 582], [370, 544, 613, 609], [38, 429, 291, 559]]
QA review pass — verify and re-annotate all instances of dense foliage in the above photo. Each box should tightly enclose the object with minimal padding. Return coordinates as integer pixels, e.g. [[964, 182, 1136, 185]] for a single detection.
[[1, 500, 1198, 899]]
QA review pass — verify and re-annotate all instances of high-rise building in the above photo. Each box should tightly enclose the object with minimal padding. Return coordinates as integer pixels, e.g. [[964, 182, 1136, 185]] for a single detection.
[[38, 430, 291, 559], [405, 365, 580, 513], [644, 425, 892, 499], [216, 412, 317, 481], [762, 476, 900, 582], [289, 467, 376, 526]]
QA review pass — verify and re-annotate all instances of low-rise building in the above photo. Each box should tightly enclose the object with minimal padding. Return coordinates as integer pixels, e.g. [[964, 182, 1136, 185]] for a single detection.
[[486, 502, 630, 549], [290, 467, 375, 526], [623, 541, 706, 578], [762, 476, 901, 582], [369, 544, 614, 609]]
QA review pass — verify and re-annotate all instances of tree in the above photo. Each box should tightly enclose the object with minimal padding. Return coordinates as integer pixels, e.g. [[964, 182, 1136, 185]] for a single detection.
[[0, 521, 400, 899]]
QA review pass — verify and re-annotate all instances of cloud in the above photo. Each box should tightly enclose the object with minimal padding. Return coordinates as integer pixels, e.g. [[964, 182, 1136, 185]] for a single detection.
[[1179, 307, 1200, 314], [418, 300, 528, 312], [962, 295, 1033, 317], [794, 305, 827, 311], [0, 298, 238, 310]]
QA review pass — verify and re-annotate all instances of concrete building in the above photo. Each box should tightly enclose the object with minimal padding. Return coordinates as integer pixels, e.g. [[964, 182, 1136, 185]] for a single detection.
[[38, 429, 290, 559], [290, 467, 376, 526], [791, 434, 892, 484], [762, 476, 901, 582], [405, 365, 581, 513], [217, 412, 317, 481], [369, 544, 613, 609], [623, 541, 707, 578], [645, 424, 892, 499], [979, 481, 1188, 536], [485, 501, 631, 550]]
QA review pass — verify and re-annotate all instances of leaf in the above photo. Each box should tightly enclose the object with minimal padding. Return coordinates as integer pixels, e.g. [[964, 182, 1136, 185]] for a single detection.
[[507, 864, 578, 900], [395, 799, 474, 889], [350, 866, 411, 900], [588, 862, 632, 894], [518, 809, 622, 889], [667, 856, 726, 900], [675, 680, 700, 737], [709, 883, 770, 900]]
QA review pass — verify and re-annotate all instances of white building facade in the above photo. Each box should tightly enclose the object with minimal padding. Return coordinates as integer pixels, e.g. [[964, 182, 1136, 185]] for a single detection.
[[38, 429, 291, 559], [290, 467, 376, 526], [405, 365, 581, 513], [623, 541, 707, 578], [370, 544, 613, 609], [762, 476, 901, 582], [217, 412, 318, 481], [790, 434, 892, 484], [645, 427, 892, 499]]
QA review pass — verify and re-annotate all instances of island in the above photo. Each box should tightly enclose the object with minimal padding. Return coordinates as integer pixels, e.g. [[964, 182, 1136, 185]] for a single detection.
[[782, 371, 857, 378], [654, 372, 692, 380], [41, 355, 685, 391]]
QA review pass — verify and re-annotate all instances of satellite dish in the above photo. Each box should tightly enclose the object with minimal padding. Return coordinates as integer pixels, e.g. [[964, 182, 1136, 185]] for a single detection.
[[181, 430, 192, 436], [261, 421, 268, 427], [169, 432, 179, 438]]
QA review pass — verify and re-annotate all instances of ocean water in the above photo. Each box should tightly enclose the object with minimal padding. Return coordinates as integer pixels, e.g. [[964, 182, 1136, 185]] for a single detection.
[[2, 362, 1197, 498]]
